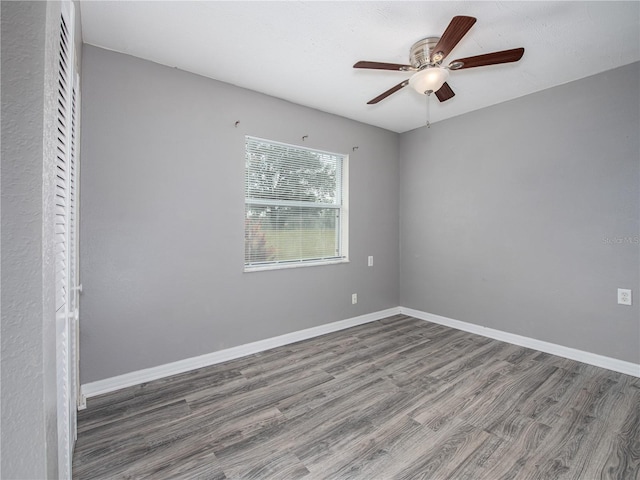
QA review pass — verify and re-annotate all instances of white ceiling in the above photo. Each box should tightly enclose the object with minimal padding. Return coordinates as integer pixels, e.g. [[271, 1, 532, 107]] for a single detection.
[[80, 1, 639, 133]]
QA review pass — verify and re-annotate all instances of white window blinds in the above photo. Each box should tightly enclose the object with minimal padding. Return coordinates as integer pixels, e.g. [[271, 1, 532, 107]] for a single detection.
[[245, 136, 347, 269]]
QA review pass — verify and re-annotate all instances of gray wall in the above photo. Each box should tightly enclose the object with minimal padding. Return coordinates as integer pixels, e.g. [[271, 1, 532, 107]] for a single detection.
[[1, 1, 70, 477], [400, 62, 640, 364], [79, 45, 400, 383]]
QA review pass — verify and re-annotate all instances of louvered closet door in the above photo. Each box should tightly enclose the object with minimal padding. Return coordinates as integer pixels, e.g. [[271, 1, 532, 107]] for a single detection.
[[54, 2, 78, 478], [68, 71, 80, 445]]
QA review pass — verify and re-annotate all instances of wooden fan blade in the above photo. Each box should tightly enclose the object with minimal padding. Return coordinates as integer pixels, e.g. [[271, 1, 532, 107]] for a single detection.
[[354, 61, 413, 71], [432, 16, 477, 62], [367, 80, 409, 104], [449, 48, 525, 69], [435, 82, 455, 102]]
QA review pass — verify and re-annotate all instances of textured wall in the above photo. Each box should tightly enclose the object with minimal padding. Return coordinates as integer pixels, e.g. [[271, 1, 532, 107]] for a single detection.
[[399, 62, 640, 363], [1, 1, 61, 478], [79, 45, 400, 383]]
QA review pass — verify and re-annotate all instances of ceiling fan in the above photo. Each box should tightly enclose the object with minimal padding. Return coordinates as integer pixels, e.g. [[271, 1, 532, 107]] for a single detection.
[[354, 16, 525, 104]]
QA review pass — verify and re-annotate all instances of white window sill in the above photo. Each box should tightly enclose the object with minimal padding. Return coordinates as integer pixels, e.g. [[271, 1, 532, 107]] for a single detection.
[[244, 257, 349, 273]]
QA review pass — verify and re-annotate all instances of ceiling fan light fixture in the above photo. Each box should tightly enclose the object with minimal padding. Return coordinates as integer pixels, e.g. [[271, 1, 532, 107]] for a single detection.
[[409, 67, 449, 95]]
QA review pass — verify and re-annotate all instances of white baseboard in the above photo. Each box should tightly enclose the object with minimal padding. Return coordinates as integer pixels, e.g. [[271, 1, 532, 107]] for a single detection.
[[400, 307, 640, 378], [80, 307, 401, 402], [80, 304, 638, 405]]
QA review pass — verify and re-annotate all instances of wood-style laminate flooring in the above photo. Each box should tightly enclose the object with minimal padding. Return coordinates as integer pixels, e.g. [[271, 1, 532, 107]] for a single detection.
[[73, 315, 640, 479]]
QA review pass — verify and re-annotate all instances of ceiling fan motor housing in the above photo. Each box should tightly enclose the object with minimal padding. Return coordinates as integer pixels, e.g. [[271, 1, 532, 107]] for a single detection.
[[410, 37, 441, 68]]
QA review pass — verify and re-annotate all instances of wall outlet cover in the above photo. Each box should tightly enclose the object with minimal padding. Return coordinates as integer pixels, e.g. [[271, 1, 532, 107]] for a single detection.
[[618, 288, 632, 306]]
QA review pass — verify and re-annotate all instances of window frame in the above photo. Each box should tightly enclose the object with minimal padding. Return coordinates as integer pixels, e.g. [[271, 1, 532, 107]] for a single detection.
[[244, 136, 349, 272]]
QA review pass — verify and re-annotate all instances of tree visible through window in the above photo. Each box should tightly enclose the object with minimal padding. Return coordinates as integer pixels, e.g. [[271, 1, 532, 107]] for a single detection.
[[244, 136, 347, 269]]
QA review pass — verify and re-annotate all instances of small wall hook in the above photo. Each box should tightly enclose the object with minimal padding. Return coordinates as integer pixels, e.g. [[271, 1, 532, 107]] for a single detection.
[[352, 146, 359, 152], [235, 121, 240, 128], [302, 135, 308, 141]]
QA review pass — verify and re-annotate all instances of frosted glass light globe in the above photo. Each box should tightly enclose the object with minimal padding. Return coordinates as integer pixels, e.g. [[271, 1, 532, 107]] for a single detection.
[[409, 67, 449, 94]]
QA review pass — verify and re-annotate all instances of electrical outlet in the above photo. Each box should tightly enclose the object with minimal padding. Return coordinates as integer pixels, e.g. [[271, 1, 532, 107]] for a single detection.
[[368, 256, 373, 267], [618, 288, 632, 305], [352, 293, 358, 304]]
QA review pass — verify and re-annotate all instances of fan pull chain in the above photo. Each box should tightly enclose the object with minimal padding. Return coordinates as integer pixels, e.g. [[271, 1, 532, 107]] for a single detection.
[[425, 92, 431, 128]]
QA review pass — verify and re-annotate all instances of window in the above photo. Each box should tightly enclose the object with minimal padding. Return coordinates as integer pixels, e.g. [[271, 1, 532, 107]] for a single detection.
[[244, 136, 348, 271]]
